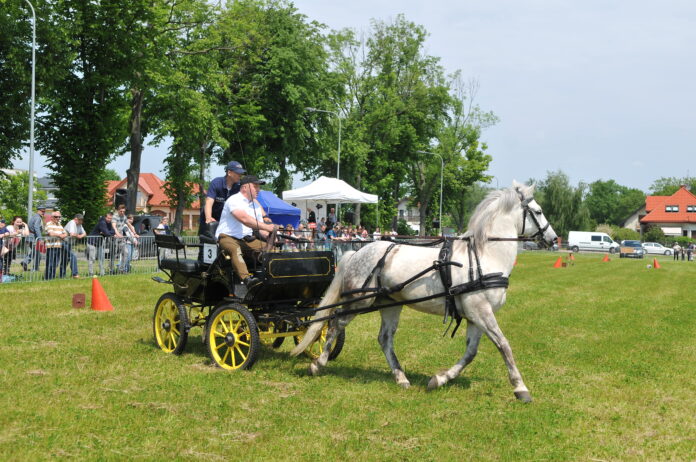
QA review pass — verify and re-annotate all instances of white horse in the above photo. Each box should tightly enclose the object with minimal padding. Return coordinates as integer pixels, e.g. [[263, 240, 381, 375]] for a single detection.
[[290, 181, 558, 402]]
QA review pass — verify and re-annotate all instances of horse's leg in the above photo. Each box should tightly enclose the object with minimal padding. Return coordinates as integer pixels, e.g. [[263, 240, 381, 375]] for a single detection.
[[377, 305, 410, 388], [308, 313, 356, 376], [427, 322, 483, 390], [473, 308, 532, 403]]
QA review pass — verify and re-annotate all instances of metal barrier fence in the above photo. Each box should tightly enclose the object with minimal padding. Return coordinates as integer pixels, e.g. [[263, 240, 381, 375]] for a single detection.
[[0, 234, 380, 284]]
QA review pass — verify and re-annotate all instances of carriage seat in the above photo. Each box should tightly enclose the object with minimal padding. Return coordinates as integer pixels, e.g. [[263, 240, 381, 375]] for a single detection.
[[160, 257, 202, 274]]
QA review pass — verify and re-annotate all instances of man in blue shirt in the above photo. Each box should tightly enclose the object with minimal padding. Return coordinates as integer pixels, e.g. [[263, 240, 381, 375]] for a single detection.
[[199, 161, 246, 236]]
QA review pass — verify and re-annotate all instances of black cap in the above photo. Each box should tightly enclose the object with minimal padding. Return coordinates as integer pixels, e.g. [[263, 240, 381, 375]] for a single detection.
[[225, 161, 246, 174], [37, 205, 46, 210], [240, 175, 266, 185]]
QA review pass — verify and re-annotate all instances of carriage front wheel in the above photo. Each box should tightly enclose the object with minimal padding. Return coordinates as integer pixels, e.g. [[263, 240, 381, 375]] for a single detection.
[[153, 293, 189, 355], [293, 320, 345, 361], [206, 303, 260, 370]]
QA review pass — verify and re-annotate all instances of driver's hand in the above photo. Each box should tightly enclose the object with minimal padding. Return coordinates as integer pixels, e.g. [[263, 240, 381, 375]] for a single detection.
[[205, 217, 217, 224]]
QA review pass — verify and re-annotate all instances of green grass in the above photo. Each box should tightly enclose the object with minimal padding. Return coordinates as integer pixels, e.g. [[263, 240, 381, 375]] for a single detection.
[[1, 252, 695, 460]]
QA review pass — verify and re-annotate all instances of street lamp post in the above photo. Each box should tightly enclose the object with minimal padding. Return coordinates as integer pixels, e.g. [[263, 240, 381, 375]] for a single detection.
[[416, 150, 444, 236], [24, 0, 37, 217], [305, 107, 341, 180]]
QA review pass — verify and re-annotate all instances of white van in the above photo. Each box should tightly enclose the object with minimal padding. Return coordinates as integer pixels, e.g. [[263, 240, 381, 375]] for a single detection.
[[567, 231, 620, 253]]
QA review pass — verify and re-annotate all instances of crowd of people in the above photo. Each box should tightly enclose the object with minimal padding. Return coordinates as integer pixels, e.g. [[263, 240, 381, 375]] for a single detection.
[[671, 242, 696, 261], [0, 203, 172, 282]]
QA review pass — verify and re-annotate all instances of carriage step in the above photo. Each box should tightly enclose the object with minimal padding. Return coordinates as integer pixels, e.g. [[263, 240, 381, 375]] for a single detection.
[[151, 276, 173, 284]]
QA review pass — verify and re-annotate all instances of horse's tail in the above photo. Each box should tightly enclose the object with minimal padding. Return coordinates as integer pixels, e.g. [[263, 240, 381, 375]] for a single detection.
[[290, 250, 356, 357]]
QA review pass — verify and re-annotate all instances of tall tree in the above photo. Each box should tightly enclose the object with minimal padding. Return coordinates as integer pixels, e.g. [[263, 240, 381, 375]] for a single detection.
[[534, 170, 591, 239], [649, 177, 696, 196], [37, 0, 137, 228], [0, 1, 35, 168], [0, 171, 47, 220], [585, 179, 646, 226]]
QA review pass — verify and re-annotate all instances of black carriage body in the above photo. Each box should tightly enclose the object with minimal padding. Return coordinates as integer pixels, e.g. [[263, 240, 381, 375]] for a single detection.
[[248, 250, 335, 305]]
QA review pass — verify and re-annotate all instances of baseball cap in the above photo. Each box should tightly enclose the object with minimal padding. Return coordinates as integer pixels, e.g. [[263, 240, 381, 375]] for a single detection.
[[240, 175, 266, 185], [37, 205, 46, 211], [225, 161, 246, 174]]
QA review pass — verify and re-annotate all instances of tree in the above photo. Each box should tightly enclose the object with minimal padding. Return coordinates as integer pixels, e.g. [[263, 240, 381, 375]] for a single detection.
[[447, 182, 491, 233], [534, 170, 591, 239], [584, 179, 645, 226], [104, 169, 121, 182], [649, 177, 696, 196], [0, 172, 47, 220], [35, 0, 144, 228], [643, 225, 665, 244], [0, 1, 34, 168]]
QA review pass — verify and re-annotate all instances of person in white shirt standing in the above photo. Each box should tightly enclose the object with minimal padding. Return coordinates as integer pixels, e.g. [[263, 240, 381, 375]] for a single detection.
[[63, 213, 86, 278], [215, 175, 276, 288]]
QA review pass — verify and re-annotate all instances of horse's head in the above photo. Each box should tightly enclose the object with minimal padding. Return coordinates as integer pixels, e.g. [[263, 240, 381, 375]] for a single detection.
[[513, 181, 558, 249]]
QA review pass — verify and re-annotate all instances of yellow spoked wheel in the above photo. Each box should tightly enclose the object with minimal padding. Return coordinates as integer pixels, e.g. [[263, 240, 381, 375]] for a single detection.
[[294, 320, 345, 361], [258, 321, 286, 349], [153, 293, 189, 355], [206, 303, 259, 370]]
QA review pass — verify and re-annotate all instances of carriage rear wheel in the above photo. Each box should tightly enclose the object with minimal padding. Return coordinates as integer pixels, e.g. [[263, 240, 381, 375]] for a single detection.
[[206, 303, 260, 370], [293, 321, 345, 361], [153, 293, 189, 355]]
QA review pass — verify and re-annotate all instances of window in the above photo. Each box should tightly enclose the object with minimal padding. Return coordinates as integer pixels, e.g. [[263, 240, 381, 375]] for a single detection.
[[665, 205, 679, 212], [603, 236, 613, 243], [687, 205, 696, 212], [591, 235, 601, 242]]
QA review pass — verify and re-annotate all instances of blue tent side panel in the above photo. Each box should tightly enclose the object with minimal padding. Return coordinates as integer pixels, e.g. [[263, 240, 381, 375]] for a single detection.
[[257, 190, 301, 228]]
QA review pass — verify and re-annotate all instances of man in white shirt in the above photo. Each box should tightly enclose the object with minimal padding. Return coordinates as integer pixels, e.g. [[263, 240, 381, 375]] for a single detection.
[[216, 175, 276, 287], [63, 213, 86, 278]]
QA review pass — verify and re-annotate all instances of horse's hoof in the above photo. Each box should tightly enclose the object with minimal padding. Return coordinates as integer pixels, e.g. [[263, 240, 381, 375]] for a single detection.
[[308, 362, 321, 376], [427, 375, 442, 391], [397, 381, 411, 389], [514, 391, 533, 403]]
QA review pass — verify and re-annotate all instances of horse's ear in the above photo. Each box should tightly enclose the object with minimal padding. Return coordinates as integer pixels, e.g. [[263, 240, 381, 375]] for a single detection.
[[528, 183, 536, 196], [512, 180, 526, 200]]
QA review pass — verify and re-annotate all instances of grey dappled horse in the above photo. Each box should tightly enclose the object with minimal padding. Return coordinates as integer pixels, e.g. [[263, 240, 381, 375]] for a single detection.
[[291, 182, 558, 402]]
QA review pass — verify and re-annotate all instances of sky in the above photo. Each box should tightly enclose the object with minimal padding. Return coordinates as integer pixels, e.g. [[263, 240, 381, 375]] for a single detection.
[[13, 0, 696, 192]]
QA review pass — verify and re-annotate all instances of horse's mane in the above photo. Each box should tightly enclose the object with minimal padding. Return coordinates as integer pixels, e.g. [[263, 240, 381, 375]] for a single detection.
[[463, 186, 522, 251]]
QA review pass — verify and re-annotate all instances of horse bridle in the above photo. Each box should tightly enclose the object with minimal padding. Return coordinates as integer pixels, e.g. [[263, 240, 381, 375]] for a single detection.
[[520, 197, 550, 243]]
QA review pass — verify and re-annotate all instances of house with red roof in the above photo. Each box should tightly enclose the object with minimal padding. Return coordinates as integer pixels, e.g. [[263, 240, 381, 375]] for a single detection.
[[640, 185, 696, 238], [106, 173, 202, 230]]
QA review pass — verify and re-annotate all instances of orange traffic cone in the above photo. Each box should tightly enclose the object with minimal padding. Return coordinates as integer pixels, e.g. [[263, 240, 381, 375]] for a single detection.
[[602, 254, 610, 262], [91, 277, 114, 311], [653, 258, 661, 269], [553, 257, 563, 268]]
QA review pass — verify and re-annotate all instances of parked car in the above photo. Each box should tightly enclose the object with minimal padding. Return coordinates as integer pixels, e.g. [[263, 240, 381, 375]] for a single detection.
[[642, 242, 672, 256], [523, 241, 558, 251], [619, 240, 645, 258]]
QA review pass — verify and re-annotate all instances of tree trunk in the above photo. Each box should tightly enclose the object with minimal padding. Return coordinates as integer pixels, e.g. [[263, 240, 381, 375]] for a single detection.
[[354, 173, 362, 226], [198, 142, 207, 214], [126, 88, 144, 215], [173, 187, 186, 234]]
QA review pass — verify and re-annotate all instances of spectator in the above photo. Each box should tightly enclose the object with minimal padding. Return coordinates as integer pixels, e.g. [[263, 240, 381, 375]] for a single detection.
[[2, 216, 29, 275], [327, 207, 336, 229], [672, 243, 681, 261], [315, 224, 328, 250], [119, 214, 139, 273], [0, 220, 8, 277], [87, 212, 116, 276], [154, 216, 170, 235], [112, 204, 127, 267], [373, 227, 382, 241], [44, 211, 68, 280], [63, 213, 86, 278], [21, 205, 46, 272]]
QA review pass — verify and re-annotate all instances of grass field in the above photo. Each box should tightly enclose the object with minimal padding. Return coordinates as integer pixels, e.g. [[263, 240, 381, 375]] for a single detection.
[[1, 252, 695, 460]]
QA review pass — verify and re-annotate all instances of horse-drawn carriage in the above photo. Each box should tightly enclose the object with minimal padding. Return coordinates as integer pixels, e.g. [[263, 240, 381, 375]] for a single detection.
[[151, 228, 344, 370]]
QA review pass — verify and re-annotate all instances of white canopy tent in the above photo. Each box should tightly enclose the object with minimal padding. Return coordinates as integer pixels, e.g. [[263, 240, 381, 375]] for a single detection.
[[282, 176, 378, 224]]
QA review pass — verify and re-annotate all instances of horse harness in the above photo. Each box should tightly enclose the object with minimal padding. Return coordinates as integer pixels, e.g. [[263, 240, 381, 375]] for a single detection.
[[295, 197, 546, 334]]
